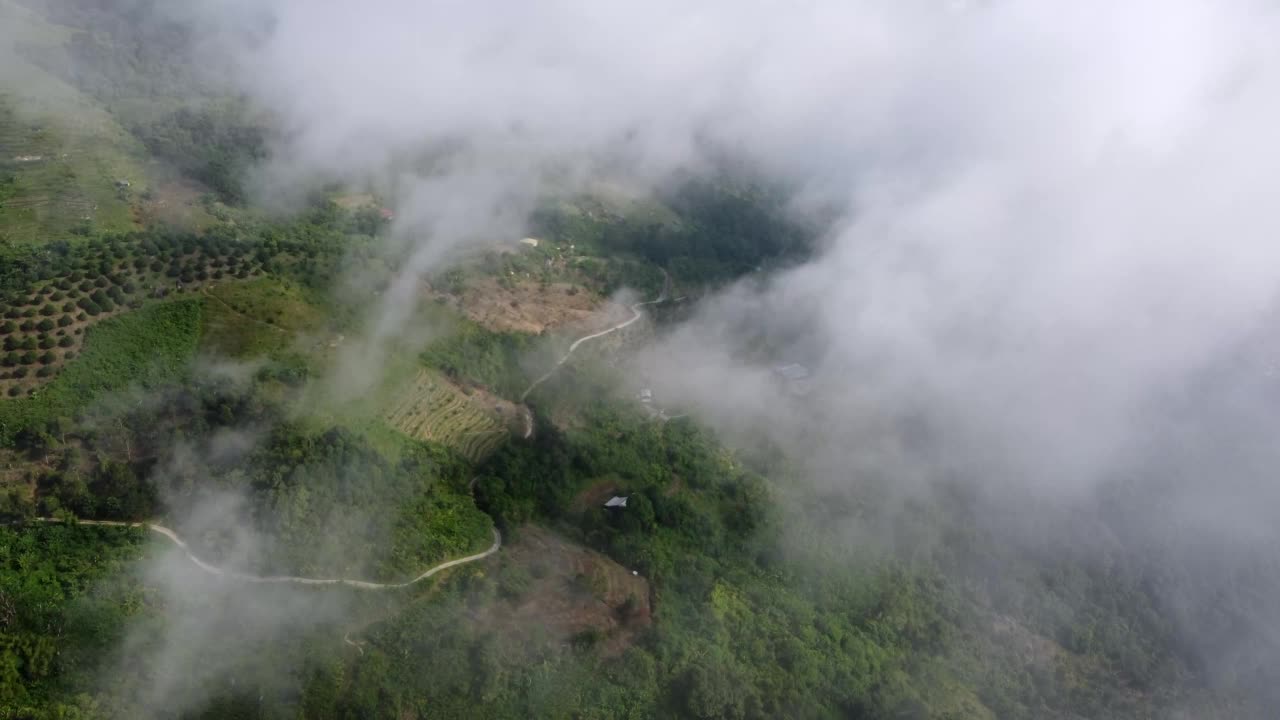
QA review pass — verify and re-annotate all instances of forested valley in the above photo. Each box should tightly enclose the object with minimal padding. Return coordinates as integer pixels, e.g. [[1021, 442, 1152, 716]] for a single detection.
[[3, 0, 1280, 718]]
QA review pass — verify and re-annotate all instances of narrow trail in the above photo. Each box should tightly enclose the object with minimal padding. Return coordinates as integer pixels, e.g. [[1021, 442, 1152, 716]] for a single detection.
[[34, 517, 501, 590], [519, 271, 670, 403], [201, 286, 287, 334]]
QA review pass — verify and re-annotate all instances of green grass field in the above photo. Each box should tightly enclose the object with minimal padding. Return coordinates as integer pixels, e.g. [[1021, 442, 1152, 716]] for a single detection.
[[199, 277, 326, 358], [0, 299, 202, 441], [0, 1, 147, 246]]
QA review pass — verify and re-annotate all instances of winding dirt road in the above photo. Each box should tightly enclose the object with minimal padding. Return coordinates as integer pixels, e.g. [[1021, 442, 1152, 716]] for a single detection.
[[519, 272, 670, 403], [35, 517, 501, 590], [29, 272, 673, 652]]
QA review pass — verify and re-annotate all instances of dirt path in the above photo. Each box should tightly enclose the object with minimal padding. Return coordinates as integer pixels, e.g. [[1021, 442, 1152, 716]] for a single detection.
[[34, 517, 501, 590], [519, 271, 670, 403], [521, 406, 533, 439], [201, 286, 288, 334]]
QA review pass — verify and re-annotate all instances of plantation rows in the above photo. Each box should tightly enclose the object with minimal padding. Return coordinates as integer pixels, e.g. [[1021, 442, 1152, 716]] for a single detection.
[[383, 371, 509, 461], [455, 428, 508, 461], [0, 232, 264, 395]]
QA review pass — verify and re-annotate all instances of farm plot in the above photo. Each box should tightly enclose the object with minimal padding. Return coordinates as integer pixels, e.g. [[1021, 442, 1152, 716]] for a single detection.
[[0, 91, 143, 244], [384, 370, 510, 461], [0, 232, 266, 397]]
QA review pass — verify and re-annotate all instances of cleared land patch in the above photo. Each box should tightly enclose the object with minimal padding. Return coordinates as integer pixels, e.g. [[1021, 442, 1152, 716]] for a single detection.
[[135, 177, 217, 230], [480, 525, 651, 658], [441, 275, 603, 334]]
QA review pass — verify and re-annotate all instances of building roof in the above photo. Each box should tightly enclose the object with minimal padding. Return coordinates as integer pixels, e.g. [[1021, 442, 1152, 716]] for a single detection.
[[604, 496, 628, 508]]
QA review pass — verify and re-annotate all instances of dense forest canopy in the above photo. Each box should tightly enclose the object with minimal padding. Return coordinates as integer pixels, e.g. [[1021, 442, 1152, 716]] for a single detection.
[[530, 180, 814, 286]]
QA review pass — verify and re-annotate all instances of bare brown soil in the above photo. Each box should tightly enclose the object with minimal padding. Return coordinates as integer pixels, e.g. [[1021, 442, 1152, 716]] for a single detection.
[[553, 300, 636, 339], [571, 478, 624, 513], [441, 277, 603, 334], [135, 178, 211, 228], [470, 384, 528, 435], [332, 192, 376, 209], [479, 525, 651, 658]]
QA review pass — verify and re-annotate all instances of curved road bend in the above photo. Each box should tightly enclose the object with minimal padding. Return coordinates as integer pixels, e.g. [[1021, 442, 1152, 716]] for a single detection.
[[519, 270, 671, 404], [34, 517, 501, 590]]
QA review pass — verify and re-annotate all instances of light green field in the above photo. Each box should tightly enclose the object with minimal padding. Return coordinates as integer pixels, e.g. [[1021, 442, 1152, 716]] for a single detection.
[[296, 347, 511, 463], [199, 277, 327, 358]]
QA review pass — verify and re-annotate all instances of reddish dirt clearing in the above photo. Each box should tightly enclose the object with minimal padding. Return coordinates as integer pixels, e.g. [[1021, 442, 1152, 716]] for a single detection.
[[440, 277, 603, 334], [479, 525, 651, 658]]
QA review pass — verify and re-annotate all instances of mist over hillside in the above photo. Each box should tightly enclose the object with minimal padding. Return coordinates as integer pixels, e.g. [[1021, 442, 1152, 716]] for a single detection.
[[4, 0, 1280, 717], [220, 0, 1280, 700]]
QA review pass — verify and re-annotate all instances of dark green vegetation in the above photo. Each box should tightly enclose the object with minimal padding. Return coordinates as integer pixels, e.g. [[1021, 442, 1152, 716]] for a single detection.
[[532, 180, 813, 287], [7, 394, 1256, 719], [443, 404, 1226, 719], [18, 0, 220, 102], [131, 103, 267, 205], [171, 424, 493, 581], [5, 328, 492, 581], [0, 523, 146, 714], [420, 319, 534, 399]]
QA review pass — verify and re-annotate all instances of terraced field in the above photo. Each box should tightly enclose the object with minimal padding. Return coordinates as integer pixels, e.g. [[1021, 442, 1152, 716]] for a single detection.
[[0, 95, 142, 244], [384, 370, 510, 461], [0, 3, 147, 245]]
